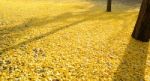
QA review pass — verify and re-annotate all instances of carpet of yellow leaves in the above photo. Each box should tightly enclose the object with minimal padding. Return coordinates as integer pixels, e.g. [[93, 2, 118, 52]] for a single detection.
[[0, 0, 150, 81]]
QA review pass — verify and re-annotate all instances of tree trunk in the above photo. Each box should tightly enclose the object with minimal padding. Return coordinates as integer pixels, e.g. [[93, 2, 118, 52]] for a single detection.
[[132, 0, 150, 42], [107, 0, 112, 12]]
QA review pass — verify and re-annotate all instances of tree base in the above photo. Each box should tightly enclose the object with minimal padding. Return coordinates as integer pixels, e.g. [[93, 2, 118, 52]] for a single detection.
[[132, 33, 149, 42]]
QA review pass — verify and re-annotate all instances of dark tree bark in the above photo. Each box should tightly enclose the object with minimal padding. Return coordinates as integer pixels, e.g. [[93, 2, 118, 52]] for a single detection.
[[132, 0, 150, 42], [107, 0, 112, 12]]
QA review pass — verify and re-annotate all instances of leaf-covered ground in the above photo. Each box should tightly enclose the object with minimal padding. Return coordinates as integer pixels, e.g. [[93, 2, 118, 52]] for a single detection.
[[0, 0, 150, 81]]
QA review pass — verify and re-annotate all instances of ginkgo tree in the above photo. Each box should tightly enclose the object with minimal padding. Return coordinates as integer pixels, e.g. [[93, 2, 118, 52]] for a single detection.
[[107, 0, 112, 12], [132, 0, 150, 42]]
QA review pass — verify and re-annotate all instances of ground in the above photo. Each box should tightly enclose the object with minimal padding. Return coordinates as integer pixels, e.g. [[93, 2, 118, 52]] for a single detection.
[[0, 0, 150, 81]]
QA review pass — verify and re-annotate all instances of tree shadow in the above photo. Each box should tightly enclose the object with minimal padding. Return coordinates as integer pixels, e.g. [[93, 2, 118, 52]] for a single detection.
[[113, 38, 149, 81], [0, 18, 88, 53], [0, 0, 140, 34], [0, 4, 100, 50], [0, 4, 102, 35], [0, 4, 114, 51], [0, 8, 138, 54], [0, 13, 74, 34], [0, 12, 77, 51]]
